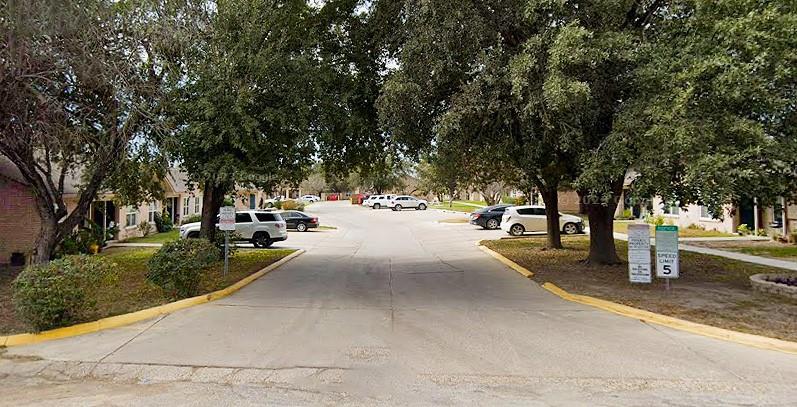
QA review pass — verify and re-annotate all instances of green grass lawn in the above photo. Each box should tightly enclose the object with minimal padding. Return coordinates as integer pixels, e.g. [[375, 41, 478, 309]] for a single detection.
[[484, 236, 797, 342], [735, 245, 797, 259], [431, 203, 482, 213], [318, 225, 338, 230], [612, 221, 734, 238], [0, 247, 295, 335], [123, 229, 179, 244], [456, 200, 488, 207]]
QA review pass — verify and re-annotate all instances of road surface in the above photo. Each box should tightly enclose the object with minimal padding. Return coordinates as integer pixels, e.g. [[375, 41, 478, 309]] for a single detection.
[[2, 202, 796, 405]]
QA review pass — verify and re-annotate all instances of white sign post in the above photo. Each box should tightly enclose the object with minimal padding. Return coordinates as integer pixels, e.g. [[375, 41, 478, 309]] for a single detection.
[[655, 225, 679, 290], [627, 224, 652, 284], [219, 206, 236, 275]]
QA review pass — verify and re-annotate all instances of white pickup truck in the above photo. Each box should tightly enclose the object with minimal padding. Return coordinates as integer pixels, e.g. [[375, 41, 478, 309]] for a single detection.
[[179, 210, 288, 248]]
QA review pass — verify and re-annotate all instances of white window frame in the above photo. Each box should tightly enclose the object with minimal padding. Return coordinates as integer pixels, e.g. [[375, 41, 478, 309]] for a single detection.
[[148, 201, 158, 222], [663, 202, 680, 216], [194, 196, 200, 214], [126, 206, 138, 227], [699, 205, 714, 220], [183, 197, 190, 216]]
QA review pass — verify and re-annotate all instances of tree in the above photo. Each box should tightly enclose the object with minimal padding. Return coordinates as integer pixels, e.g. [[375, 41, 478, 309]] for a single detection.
[[417, 151, 460, 204], [359, 155, 408, 194], [0, 0, 172, 262], [170, 0, 317, 240], [300, 165, 327, 196]]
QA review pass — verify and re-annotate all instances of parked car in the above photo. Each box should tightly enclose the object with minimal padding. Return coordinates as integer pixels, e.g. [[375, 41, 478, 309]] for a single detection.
[[368, 194, 395, 209], [179, 210, 287, 248], [470, 204, 514, 230], [300, 195, 320, 203], [388, 195, 428, 211], [279, 210, 318, 232], [500, 205, 584, 236]]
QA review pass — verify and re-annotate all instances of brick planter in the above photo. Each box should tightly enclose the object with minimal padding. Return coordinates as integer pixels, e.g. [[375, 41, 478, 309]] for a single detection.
[[750, 273, 797, 300]]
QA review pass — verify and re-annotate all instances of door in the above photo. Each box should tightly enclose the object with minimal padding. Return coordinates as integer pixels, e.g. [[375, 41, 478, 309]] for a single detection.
[[282, 211, 298, 229], [406, 197, 419, 208], [235, 212, 254, 238], [530, 207, 548, 231]]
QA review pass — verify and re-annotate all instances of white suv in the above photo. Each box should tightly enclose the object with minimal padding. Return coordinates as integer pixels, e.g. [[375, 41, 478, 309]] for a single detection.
[[501, 205, 584, 236], [388, 195, 428, 211], [300, 195, 320, 202], [179, 210, 288, 248], [368, 194, 395, 209]]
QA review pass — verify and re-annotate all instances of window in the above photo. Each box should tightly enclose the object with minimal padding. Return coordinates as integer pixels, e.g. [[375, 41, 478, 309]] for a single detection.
[[491, 207, 507, 213], [255, 213, 277, 222], [148, 201, 158, 222], [663, 202, 680, 216], [194, 196, 200, 214], [183, 197, 190, 216], [249, 194, 256, 209], [532, 208, 546, 216], [235, 213, 253, 223], [126, 206, 138, 227], [516, 208, 535, 215], [700, 205, 711, 219]]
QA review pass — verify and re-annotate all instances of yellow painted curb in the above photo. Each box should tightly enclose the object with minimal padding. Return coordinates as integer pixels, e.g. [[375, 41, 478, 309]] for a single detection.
[[477, 243, 534, 278], [542, 282, 797, 356], [0, 249, 305, 348]]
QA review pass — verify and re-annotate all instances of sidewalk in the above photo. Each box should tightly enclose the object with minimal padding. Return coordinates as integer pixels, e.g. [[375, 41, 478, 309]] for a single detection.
[[614, 232, 797, 272]]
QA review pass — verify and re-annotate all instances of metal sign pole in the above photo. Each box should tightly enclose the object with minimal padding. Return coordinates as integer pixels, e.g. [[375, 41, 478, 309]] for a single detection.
[[224, 230, 229, 276]]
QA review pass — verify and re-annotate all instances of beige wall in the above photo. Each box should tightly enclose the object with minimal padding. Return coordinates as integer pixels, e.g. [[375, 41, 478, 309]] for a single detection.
[[0, 177, 41, 264], [651, 198, 736, 233]]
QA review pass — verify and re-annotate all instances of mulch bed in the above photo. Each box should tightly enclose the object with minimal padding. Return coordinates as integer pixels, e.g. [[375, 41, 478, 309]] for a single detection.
[[484, 236, 797, 342]]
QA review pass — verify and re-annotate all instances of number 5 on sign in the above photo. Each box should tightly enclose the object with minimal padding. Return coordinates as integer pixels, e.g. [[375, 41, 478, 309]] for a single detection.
[[655, 225, 679, 279]]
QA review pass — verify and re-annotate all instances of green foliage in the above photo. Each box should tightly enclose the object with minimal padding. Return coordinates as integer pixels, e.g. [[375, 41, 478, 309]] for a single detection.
[[155, 212, 173, 233], [736, 224, 751, 236], [212, 230, 242, 258], [621, 209, 634, 220], [273, 200, 283, 210], [281, 200, 302, 210], [138, 221, 152, 236], [12, 255, 119, 331], [182, 214, 202, 225], [222, 198, 235, 207], [55, 220, 117, 257], [147, 239, 220, 298], [686, 223, 705, 231], [645, 214, 665, 227]]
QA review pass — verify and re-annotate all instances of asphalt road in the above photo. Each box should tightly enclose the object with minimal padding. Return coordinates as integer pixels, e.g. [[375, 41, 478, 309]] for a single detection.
[[2, 202, 796, 405]]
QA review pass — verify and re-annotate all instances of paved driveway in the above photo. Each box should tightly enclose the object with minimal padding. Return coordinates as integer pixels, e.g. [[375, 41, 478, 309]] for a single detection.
[[3, 202, 796, 405]]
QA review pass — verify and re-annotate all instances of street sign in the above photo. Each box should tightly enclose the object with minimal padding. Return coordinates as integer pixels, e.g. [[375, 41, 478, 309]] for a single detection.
[[655, 225, 679, 279], [627, 224, 652, 283], [219, 206, 236, 231]]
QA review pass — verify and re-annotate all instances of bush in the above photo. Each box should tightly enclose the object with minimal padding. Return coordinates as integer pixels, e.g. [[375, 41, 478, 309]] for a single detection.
[[513, 196, 527, 206], [282, 199, 299, 210], [736, 224, 751, 235], [644, 214, 665, 226], [12, 255, 119, 331], [686, 223, 705, 230], [138, 220, 152, 236], [155, 212, 173, 233], [212, 230, 243, 258], [183, 214, 202, 225], [147, 239, 219, 298], [621, 209, 634, 220], [55, 220, 117, 257]]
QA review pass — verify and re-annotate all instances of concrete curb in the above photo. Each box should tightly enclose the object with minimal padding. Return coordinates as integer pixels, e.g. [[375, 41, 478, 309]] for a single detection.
[[541, 282, 797, 356], [0, 249, 305, 348], [476, 243, 534, 278]]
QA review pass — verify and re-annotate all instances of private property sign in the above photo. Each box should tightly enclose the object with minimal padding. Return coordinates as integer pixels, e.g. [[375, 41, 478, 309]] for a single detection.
[[219, 206, 236, 231], [627, 224, 652, 283], [655, 225, 680, 278]]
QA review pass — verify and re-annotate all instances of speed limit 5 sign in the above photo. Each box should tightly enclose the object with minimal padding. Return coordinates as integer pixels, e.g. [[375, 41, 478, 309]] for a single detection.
[[655, 225, 679, 278]]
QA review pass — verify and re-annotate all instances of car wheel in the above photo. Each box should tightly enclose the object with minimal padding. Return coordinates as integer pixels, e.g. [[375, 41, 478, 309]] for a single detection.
[[187, 231, 200, 239], [373, 203, 381, 210], [418, 203, 427, 211], [395, 204, 402, 211], [563, 222, 579, 235], [296, 222, 308, 232], [252, 232, 271, 248], [486, 218, 499, 230], [509, 224, 525, 236]]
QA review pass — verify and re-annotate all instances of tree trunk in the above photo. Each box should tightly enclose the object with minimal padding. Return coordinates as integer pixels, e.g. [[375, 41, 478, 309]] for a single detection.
[[200, 181, 227, 241], [32, 212, 59, 264], [539, 186, 562, 249], [581, 182, 624, 265]]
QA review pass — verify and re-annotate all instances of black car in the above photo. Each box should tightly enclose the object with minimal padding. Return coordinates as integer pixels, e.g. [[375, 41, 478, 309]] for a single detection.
[[470, 204, 514, 230], [280, 211, 319, 232]]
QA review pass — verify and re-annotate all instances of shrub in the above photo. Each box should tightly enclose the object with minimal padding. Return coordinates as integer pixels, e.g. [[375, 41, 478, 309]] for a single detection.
[[621, 209, 634, 220], [282, 200, 299, 210], [790, 232, 797, 244], [12, 255, 119, 331], [513, 196, 527, 206], [147, 239, 219, 298], [183, 214, 202, 225], [273, 199, 283, 209], [736, 224, 751, 235], [644, 214, 665, 226], [138, 220, 152, 236], [212, 230, 243, 258], [686, 223, 705, 230]]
